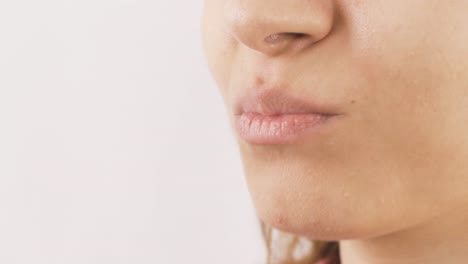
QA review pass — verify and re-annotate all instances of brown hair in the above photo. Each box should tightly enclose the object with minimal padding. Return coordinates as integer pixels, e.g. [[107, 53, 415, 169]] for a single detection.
[[260, 220, 340, 264]]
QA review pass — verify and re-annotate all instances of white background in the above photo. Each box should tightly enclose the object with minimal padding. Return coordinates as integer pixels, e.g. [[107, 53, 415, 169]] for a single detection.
[[0, 1, 265, 263]]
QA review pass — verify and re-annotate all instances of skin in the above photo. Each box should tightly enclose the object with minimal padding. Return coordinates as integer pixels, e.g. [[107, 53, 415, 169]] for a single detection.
[[201, 0, 468, 263]]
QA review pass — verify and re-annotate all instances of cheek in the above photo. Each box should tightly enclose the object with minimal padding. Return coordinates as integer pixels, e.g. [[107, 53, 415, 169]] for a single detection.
[[341, 0, 465, 128], [342, 0, 468, 219], [202, 1, 237, 96]]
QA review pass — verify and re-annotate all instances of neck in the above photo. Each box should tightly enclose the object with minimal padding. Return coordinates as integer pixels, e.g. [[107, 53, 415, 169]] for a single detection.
[[339, 203, 468, 264]]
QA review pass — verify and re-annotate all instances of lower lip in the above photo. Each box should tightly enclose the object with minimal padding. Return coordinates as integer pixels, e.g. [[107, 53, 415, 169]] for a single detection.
[[235, 112, 337, 145]]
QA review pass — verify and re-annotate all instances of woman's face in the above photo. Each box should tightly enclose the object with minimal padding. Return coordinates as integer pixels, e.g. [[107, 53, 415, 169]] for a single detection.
[[202, 0, 468, 240]]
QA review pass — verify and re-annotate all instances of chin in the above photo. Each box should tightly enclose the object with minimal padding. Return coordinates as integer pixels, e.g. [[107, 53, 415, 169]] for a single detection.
[[250, 188, 400, 242]]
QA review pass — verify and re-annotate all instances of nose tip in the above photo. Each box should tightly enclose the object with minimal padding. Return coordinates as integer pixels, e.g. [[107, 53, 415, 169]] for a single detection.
[[224, 0, 336, 57]]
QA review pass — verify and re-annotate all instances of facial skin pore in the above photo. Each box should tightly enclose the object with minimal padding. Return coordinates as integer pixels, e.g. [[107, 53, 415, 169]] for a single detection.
[[202, 0, 468, 263]]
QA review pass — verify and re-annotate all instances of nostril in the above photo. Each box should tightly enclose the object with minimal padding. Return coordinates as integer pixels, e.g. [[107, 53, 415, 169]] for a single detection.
[[287, 32, 308, 38], [264, 33, 282, 43], [264, 32, 309, 44]]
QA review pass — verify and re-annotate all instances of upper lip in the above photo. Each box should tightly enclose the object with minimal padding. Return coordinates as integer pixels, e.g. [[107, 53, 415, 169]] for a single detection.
[[234, 88, 341, 116]]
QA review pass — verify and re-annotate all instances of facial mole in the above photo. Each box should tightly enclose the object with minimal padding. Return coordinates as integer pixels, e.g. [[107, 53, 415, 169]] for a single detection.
[[272, 213, 286, 227], [255, 76, 264, 87]]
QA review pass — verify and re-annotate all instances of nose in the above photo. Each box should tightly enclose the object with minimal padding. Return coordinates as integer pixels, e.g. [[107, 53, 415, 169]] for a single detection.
[[224, 0, 336, 57]]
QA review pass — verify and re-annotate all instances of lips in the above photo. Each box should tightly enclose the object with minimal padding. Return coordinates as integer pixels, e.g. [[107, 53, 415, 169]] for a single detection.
[[233, 88, 342, 144], [234, 88, 339, 116]]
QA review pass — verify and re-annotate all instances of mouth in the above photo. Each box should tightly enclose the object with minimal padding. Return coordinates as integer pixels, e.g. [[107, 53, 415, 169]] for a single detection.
[[234, 89, 343, 145]]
